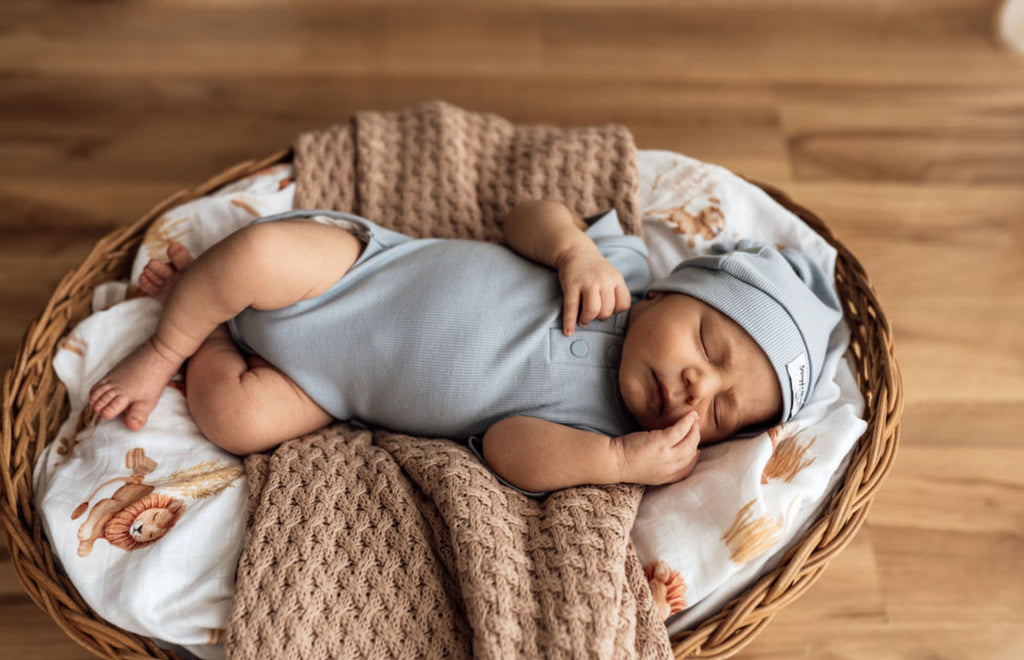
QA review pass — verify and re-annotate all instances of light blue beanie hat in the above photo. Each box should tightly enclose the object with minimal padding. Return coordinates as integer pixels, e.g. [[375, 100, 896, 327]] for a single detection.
[[646, 240, 843, 423]]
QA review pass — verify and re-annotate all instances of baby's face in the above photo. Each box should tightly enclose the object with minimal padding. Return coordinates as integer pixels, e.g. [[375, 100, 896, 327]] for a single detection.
[[619, 292, 782, 444]]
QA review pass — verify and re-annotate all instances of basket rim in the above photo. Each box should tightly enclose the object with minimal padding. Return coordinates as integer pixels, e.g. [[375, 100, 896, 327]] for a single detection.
[[1, 148, 290, 660], [0, 150, 901, 660], [665, 180, 902, 657]]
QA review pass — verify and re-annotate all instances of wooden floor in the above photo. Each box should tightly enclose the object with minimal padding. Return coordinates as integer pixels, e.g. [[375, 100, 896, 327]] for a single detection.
[[2, 0, 1024, 658]]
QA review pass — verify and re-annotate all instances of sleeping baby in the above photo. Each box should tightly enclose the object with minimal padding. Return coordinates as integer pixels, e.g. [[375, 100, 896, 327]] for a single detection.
[[88, 200, 841, 496]]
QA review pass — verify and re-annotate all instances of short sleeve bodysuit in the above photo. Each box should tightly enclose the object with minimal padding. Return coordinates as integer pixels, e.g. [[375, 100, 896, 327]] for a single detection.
[[228, 208, 651, 441]]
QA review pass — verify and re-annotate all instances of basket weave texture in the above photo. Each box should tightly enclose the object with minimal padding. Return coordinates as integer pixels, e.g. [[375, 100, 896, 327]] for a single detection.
[[1, 150, 901, 660]]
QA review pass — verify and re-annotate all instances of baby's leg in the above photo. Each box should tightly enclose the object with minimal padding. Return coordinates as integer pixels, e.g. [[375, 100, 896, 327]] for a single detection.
[[89, 218, 364, 430], [185, 325, 332, 455], [88, 244, 197, 430]]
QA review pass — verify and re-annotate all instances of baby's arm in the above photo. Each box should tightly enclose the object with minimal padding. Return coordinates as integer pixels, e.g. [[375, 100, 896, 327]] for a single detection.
[[503, 200, 631, 335], [481, 412, 701, 494]]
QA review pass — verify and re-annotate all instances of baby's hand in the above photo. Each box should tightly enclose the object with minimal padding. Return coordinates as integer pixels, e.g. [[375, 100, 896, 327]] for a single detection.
[[613, 411, 701, 486], [556, 244, 631, 335]]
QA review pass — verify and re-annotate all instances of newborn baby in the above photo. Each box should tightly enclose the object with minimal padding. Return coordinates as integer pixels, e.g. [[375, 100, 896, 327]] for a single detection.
[[88, 200, 841, 496]]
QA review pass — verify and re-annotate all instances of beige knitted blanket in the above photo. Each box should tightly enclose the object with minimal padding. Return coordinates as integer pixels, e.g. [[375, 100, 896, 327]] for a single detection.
[[224, 101, 670, 659]]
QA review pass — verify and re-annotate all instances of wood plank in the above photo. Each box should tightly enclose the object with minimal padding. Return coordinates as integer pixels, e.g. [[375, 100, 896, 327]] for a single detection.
[[3, 1, 1024, 86], [780, 83, 1024, 183]]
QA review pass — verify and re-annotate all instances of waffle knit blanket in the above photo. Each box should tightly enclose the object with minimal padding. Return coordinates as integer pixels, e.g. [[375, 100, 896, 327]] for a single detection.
[[224, 101, 670, 659]]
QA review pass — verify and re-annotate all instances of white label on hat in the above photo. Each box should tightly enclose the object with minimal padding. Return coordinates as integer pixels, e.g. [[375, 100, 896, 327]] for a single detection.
[[786, 353, 809, 416]]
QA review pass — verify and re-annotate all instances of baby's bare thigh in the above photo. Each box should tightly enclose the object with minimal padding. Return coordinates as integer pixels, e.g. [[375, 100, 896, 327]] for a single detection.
[[247, 218, 365, 307], [188, 347, 333, 454]]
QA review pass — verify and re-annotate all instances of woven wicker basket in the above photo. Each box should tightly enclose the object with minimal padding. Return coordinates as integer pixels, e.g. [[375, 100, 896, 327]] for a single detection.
[[1, 149, 901, 659]]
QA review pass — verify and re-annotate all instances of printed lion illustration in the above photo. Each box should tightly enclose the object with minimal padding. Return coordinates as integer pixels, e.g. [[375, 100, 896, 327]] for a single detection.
[[644, 560, 688, 619], [71, 447, 185, 557]]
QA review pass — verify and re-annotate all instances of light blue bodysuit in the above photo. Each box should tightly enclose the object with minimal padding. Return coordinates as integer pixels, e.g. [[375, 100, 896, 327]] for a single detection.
[[227, 208, 651, 494]]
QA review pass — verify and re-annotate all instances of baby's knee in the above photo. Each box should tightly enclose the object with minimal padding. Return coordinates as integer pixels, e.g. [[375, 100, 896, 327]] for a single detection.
[[226, 222, 290, 272]]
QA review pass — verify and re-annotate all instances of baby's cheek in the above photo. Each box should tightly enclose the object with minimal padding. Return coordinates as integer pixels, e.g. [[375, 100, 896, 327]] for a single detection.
[[698, 420, 724, 445], [619, 375, 644, 413]]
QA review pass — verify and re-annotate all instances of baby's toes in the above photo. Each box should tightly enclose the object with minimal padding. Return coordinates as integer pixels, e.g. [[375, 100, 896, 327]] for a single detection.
[[88, 381, 114, 407], [139, 272, 160, 296], [124, 400, 156, 431], [167, 242, 194, 270], [97, 392, 130, 420], [144, 259, 173, 280]]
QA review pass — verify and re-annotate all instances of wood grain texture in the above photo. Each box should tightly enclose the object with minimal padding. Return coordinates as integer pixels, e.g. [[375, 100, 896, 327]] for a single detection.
[[2, 0, 1023, 658]]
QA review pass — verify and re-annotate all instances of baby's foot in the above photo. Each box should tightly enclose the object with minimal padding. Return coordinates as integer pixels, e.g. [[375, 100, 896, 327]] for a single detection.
[[139, 243, 193, 303], [88, 336, 186, 431]]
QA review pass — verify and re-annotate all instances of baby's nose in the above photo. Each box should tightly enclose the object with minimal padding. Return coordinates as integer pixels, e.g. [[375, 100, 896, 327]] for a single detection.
[[683, 367, 717, 406]]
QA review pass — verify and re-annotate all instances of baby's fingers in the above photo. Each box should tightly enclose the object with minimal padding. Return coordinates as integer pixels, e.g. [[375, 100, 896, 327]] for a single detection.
[[669, 410, 700, 445], [563, 281, 629, 335], [597, 283, 620, 320], [667, 412, 701, 481], [578, 286, 603, 327], [675, 446, 701, 481], [584, 283, 626, 326], [563, 288, 581, 335], [613, 283, 632, 315]]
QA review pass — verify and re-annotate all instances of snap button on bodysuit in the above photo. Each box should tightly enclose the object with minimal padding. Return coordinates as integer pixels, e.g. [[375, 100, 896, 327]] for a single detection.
[[570, 340, 590, 358]]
